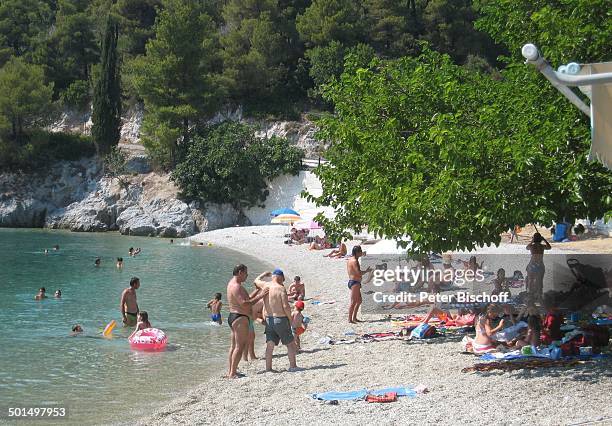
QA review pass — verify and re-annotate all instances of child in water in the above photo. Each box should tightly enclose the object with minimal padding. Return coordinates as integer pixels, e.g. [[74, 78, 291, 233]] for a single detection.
[[71, 324, 83, 336], [135, 311, 152, 331], [207, 293, 223, 324], [291, 300, 307, 351]]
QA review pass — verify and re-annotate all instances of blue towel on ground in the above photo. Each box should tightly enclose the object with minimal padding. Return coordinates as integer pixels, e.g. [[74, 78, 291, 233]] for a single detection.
[[479, 352, 610, 362], [311, 386, 415, 401]]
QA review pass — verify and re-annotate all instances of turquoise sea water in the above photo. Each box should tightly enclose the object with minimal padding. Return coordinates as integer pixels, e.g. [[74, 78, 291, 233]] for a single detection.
[[0, 229, 269, 425]]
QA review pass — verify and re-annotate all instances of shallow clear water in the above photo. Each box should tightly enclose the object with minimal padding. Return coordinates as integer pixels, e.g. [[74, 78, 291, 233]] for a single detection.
[[0, 229, 269, 425]]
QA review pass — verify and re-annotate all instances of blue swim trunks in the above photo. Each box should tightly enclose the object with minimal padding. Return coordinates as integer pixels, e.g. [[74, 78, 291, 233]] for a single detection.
[[348, 280, 361, 289], [211, 313, 221, 322]]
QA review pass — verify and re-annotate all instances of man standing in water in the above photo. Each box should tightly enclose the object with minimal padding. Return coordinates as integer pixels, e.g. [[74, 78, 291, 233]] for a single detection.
[[256, 268, 299, 372], [120, 277, 140, 326], [226, 265, 268, 379], [347, 245, 371, 323]]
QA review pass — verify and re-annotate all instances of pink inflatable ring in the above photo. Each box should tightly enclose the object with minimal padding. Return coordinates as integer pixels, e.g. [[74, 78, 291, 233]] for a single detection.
[[129, 328, 168, 351]]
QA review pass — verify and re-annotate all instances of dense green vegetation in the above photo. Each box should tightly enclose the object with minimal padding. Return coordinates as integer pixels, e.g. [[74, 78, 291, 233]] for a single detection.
[[0, 0, 610, 224], [308, 1, 612, 252]]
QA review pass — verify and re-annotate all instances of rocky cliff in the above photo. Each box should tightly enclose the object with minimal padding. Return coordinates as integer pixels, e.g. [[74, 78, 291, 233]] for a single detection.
[[0, 158, 249, 236]]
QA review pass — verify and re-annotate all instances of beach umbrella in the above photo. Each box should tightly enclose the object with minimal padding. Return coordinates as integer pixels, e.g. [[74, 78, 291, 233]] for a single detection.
[[296, 219, 322, 229], [270, 208, 300, 217], [271, 213, 302, 224]]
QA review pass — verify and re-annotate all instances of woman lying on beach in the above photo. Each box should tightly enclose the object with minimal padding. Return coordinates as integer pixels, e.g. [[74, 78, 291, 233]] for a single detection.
[[323, 241, 346, 257], [309, 235, 331, 250], [473, 304, 504, 353]]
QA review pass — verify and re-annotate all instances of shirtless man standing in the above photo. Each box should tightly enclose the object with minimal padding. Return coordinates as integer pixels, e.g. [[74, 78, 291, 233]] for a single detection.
[[255, 268, 299, 372], [226, 265, 268, 379], [120, 277, 140, 326], [347, 245, 371, 323]]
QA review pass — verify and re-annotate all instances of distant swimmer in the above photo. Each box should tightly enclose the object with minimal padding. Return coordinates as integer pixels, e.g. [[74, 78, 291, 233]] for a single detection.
[[35, 287, 47, 300], [170, 239, 174, 244], [71, 324, 83, 336], [116, 257, 124, 268], [54, 289, 62, 298], [133, 248, 141, 256], [44, 249, 48, 255], [128, 247, 134, 256], [53, 245, 60, 251], [120, 277, 140, 326], [94, 257, 101, 267], [207, 293, 223, 324]]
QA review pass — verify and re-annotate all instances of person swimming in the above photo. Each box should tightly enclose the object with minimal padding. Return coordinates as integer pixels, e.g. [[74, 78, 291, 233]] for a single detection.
[[116, 257, 124, 268], [54, 289, 62, 298], [71, 324, 83, 336], [94, 257, 101, 267], [128, 247, 134, 256], [35, 287, 47, 300]]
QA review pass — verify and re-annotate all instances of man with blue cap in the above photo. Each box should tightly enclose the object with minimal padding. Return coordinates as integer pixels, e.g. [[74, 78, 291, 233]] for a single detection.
[[254, 267, 299, 372]]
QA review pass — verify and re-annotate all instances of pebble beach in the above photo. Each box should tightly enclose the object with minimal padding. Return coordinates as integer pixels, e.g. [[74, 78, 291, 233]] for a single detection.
[[137, 225, 612, 426]]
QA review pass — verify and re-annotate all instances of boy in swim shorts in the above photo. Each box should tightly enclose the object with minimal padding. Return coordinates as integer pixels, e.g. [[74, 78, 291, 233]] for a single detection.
[[207, 292, 223, 324]]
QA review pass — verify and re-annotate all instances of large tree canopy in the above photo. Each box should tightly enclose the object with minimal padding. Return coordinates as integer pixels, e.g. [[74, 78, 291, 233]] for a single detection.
[[308, 50, 612, 253]]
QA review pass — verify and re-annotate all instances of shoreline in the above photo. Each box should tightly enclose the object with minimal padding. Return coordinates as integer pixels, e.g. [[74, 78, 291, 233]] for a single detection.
[[135, 225, 612, 426]]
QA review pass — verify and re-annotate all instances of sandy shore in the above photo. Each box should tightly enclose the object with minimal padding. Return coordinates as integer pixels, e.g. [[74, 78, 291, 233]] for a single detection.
[[137, 225, 612, 426]]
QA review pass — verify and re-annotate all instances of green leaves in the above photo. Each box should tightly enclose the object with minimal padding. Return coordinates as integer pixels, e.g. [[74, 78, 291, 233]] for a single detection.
[[172, 122, 304, 208], [308, 49, 612, 254]]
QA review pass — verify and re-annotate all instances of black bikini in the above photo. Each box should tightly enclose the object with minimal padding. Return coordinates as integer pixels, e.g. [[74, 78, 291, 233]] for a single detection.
[[228, 312, 249, 329]]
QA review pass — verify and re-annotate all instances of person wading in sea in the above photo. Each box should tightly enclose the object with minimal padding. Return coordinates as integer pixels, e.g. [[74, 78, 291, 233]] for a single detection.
[[120, 277, 140, 326], [226, 265, 268, 379]]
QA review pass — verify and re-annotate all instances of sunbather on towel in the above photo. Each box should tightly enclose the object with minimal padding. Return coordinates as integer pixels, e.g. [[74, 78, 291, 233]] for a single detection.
[[513, 314, 541, 349], [324, 241, 347, 258], [473, 304, 504, 353]]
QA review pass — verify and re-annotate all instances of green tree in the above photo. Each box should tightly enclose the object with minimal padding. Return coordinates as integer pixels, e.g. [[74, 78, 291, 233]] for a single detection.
[[40, 0, 98, 102], [91, 15, 121, 156], [0, 56, 54, 142], [475, 0, 611, 64], [363, 0, 418, 57], [221, 0, 293, 113], [296, 0, 366, 48], [0, 0, 52, 64], [132, 0, 222, 168], [308, 50, 612, 253], [114, 0, 161, 57], [172, 122, 303, 208]]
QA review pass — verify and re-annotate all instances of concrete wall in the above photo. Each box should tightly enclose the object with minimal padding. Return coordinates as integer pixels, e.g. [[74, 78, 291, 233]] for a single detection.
[[244, 171, 335, 225]]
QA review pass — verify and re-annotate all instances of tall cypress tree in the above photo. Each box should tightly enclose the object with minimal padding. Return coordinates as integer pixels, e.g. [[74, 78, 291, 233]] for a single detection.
[[91, 14, 121, 156]]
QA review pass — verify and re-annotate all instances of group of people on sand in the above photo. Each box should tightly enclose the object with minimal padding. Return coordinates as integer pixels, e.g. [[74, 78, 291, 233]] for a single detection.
[[221, 265, 308, 378]]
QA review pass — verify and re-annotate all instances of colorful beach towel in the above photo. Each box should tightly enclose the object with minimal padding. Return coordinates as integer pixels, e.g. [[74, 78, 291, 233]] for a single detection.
[[311, 386, 416, 401]]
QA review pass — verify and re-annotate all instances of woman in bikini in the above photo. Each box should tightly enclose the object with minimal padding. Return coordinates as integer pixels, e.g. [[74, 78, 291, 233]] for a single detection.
[[526, 232, 551, 302], [473, 304, 504, 353]]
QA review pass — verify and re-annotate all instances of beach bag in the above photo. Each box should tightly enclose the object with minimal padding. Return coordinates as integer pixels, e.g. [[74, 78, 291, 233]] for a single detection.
[[410, 323, 436, 339]]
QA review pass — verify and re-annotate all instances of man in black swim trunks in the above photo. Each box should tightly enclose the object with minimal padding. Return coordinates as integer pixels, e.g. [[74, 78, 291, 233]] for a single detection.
[[226, 265, 268, 379]]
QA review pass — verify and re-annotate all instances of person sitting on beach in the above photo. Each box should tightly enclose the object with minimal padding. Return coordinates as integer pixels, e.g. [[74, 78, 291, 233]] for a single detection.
[[116, 257, 123, 269], [347, 245, 372, 324], [94, 257, 101, 267], [513, 314, 541, 349], [256, 268, 299, 372], [71, 324, 83, 336], [473, 304, 504, 353], [226, 266, 268, 379], [290, 228, 306, 245], [288, 276, 305, 301], [35, 287, 47, 300], [309, 235, 328, 250], [54, 289, 62, 299], [324, 241, 347, 258], [207, 293, 223, 325], [541, 294, 563, 345], [120, 277, 140, 326], [491, 268, 511, 298], [291, 300, 307, 351], [462, 256, 483, 273]]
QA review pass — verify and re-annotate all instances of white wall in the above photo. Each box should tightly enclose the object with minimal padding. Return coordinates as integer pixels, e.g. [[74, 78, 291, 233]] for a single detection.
[[244, 171, 335, 225]]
